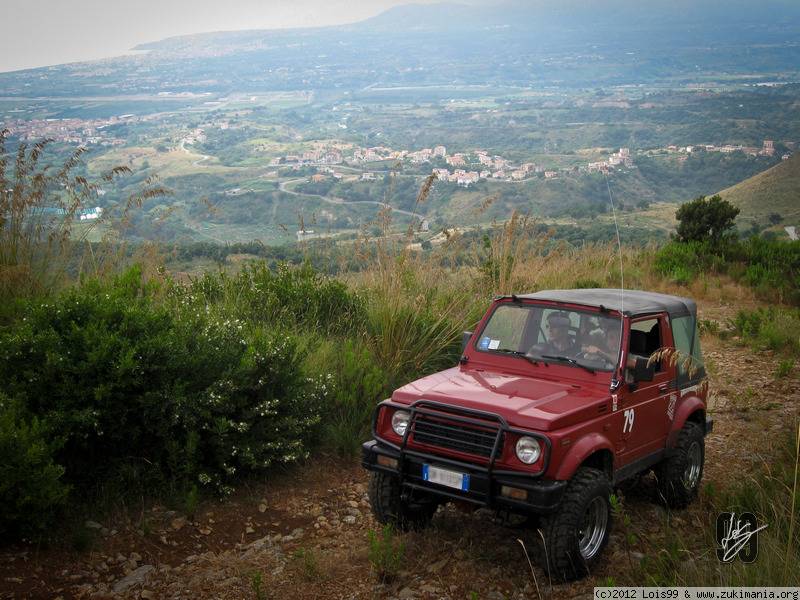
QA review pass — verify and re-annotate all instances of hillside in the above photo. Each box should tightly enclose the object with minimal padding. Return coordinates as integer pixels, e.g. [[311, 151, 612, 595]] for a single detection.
[[719, 153, 800, 227]]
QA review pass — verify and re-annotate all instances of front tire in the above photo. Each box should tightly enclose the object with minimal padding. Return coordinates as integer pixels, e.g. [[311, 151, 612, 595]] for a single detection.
[[655, 421, 704, 508], [537, 467, 612, 582], [368, 471, 437, 531]]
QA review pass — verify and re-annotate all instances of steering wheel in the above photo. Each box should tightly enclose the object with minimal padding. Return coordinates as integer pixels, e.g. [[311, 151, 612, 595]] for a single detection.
[[576, 348, 615, 367]]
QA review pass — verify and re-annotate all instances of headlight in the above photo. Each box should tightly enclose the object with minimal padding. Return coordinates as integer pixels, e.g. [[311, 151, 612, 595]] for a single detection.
[[391, 410, 411, 437], [515, 436, 542, 464]]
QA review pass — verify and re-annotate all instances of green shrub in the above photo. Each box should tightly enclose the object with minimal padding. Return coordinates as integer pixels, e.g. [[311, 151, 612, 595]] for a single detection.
[[653, 241, 705, 284], [675, 195, 739, 245], [0, 266, 326, 503], [178, 262, 366, 335], [655, 237, 800, 305], [732, 307, 800, 357], [0, 394, 69, 539]]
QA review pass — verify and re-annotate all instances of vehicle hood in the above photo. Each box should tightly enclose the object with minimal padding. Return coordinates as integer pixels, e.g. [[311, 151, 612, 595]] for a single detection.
[[391, 366, 610, 431]]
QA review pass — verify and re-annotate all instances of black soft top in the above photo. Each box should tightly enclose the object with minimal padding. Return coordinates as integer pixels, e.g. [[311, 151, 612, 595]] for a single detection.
[[517, 289, 696, 319]]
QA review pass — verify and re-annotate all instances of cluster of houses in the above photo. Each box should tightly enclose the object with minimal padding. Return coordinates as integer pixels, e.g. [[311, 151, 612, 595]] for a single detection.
[[5, 116, 135, 146], [656, 140, 792, 161], [588, 148, 635, 173]]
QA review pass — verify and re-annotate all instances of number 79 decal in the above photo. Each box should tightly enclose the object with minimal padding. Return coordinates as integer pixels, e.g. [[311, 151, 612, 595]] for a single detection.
[[623, 408, 635, 433]]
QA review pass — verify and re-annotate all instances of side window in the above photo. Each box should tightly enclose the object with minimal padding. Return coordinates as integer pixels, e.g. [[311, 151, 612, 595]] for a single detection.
[[671, 315, 704, 382], [629, 317, 664, 372]]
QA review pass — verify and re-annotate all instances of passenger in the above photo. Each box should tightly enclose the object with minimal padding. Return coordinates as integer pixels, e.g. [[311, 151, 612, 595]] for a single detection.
[[582, 325, 622, 364], [578, 318, 596, 348], [582, 324, 637, 368]]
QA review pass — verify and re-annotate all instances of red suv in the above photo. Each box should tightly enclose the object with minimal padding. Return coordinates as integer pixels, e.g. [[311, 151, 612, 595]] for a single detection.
[[362, 289, 712, 581]]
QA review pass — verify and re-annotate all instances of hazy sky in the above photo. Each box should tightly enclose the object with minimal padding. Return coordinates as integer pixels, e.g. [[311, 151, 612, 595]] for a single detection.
[[1, 0, 459, 73]]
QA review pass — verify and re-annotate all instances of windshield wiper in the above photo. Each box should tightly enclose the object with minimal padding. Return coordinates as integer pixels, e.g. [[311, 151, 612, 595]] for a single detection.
[[494, 348, 539, 365], [539, 354, 596, 374]]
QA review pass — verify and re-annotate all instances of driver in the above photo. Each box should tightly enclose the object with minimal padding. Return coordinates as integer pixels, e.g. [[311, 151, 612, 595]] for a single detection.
[[539, 312, 577, 355]]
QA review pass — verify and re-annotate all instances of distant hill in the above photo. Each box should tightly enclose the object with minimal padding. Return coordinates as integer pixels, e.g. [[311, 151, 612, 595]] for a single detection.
[[718, 154, 800, 228], [3, 0, 799, 96]]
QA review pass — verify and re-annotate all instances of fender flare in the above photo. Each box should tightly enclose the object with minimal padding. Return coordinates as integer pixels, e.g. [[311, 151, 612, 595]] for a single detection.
[[667, 394, 706, 448], [554, 432, 615, 481]]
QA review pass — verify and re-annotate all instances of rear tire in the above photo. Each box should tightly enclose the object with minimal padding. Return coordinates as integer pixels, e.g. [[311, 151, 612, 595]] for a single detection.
[[368, 471, 438, 531], [655, 421, 704, 508], [536, 467, 612, 582]]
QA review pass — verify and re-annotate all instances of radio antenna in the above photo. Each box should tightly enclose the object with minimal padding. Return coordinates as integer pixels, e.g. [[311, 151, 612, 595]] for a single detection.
[[604, 170, 625, 391]]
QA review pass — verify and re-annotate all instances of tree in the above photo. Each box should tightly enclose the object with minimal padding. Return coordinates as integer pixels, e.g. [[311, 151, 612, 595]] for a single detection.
[[675, 195, 740, 244]]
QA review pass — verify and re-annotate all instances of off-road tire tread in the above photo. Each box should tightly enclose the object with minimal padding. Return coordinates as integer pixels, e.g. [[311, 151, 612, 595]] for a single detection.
[[655, 421, 704, 509], [537, 467, 612, 582], [368, 471, 436, 531]]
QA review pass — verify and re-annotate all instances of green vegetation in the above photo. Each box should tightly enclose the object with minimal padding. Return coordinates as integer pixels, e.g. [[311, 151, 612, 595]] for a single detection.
[[732, 307, 800, 357], [776, 359, 795, 378], [1, 138, 798, 598], [0, 267, 328, 512], [675, 195, 740, 245], [719, 153, 800, 230], [655, 237, 800, 304], [636, 428, 800, 586], [367, 525, 406, 582], [0, 393, 69, 539]]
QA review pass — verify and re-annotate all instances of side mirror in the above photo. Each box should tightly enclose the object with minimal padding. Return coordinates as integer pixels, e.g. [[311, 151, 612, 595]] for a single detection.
[[461, 331, 473, 354], [632, 356, 655, 382]]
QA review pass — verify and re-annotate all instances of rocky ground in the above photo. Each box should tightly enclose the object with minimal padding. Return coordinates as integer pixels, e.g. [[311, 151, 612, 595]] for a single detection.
[[1, 297, 798, 600]]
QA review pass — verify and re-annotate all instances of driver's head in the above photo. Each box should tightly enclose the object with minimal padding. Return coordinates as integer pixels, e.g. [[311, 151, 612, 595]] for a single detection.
[[547, 313, 571, 341]]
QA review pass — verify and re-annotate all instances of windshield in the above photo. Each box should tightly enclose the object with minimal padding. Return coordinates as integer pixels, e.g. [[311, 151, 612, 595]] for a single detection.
[[476, 303, 622, 372]]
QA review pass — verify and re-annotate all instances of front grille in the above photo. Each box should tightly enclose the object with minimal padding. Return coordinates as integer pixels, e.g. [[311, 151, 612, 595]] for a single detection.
[[412, 415, 501, 458]]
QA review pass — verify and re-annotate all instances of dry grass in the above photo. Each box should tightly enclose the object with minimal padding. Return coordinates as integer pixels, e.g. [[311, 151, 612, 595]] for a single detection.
[[0, 130, 168, 312]]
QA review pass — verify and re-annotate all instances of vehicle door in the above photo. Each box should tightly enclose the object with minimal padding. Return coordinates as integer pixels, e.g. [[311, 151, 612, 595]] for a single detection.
[[616, 314, 675, 464]]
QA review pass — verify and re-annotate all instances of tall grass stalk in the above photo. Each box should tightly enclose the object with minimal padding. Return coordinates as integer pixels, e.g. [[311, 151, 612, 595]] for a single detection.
[[785, 423, 800, 583], [0, 131, 168, 308]]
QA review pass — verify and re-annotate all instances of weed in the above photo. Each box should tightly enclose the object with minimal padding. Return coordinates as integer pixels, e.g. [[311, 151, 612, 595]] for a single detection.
[[610, 494, 638, 572], [730, 387, 757, 412], [367, 524, 406, 582], [184, 485, 199, 521], [776, 359, 794, 378], [291, 547, 321, 581], [68, 524, 95, 553], [516, 538, 541, 600], [139, 516, 153, 537], [249, 571, 267, 600], [698, 318, 720, 336]]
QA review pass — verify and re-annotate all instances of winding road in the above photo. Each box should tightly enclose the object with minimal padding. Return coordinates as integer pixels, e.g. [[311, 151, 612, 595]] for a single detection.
[[278, 178, 419, 219]]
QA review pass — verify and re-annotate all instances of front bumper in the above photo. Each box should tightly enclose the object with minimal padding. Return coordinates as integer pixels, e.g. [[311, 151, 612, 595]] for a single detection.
[[362, 439, 566, 514]]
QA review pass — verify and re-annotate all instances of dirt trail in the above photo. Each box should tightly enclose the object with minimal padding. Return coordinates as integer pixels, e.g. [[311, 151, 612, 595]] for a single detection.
[[1, 299, 798, 600]]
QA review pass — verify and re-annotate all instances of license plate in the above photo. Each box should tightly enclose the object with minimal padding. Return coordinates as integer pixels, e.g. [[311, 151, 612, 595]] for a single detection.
[[422, 464, 470, 492]]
